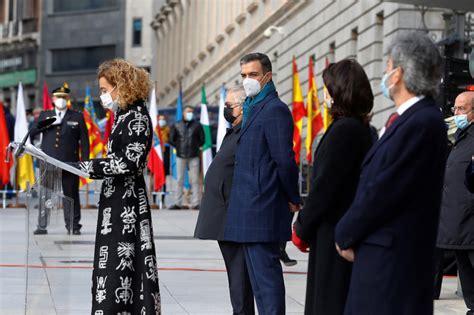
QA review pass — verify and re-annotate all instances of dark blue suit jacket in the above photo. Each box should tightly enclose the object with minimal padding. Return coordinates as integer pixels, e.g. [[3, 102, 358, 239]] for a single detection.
[[335, 97, 447, 315], [224, 91, 301, 243]]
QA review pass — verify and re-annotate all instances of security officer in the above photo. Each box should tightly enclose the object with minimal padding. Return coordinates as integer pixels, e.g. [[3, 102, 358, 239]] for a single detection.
[[31, 86, 89, 235]]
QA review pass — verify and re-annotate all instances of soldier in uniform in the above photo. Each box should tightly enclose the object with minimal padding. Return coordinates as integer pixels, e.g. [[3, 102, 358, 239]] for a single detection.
[[31, 86, 89, 235]]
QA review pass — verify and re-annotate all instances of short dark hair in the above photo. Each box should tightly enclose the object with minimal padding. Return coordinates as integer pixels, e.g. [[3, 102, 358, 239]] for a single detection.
[[183, 105, 194, 111], [322, 59, 374, 121], [240, 53, 272, 73]]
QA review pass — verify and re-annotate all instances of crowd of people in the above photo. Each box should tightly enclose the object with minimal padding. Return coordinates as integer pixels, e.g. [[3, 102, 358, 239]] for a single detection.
[[4, 29, 473, 314]]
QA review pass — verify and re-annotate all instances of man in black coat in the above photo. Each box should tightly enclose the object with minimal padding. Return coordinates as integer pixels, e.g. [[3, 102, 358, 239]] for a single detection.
[[169, 105, 204, 209], [194, 86, 255, 314], [438, 91, 474, 314], [335, 32, 448, 315], [31, 86, 89, 235]]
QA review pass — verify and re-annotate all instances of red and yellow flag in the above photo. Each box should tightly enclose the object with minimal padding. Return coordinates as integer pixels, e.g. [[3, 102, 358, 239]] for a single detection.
[[103, 109, 114, 156], [323, 57, 333, 131], [63, 82, 73, 109], [306, 57, 324, 163], [292, 57, 306, 165], [0, 103, 13, 186], [81, 87, 103, 186]]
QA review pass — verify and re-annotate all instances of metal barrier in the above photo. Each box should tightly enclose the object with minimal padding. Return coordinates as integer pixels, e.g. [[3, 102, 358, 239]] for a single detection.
[[0, 189, 24, 209]]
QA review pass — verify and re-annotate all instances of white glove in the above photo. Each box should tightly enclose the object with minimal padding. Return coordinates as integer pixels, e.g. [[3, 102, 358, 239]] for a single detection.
[[52, 114, 62, 125]]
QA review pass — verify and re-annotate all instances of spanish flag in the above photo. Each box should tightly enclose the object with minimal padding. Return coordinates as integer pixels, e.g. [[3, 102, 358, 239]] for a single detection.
[[292, 57, 306, 165], [14, 82, 35, 190], [305, 56, 324, 163], [323, 57, 333, 131], [81, 86, 103, 186]]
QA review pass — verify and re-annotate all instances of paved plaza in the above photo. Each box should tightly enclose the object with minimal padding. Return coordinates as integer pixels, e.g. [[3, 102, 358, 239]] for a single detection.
[[0, 205, 469, 314]]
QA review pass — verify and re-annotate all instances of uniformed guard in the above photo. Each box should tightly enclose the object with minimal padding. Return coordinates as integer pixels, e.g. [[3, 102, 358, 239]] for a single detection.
[[31, 85, 89, 235]]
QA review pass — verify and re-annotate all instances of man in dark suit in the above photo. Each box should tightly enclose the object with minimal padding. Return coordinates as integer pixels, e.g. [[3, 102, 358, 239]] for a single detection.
[[335, 32, 448, 314], [194, 86, 255, 314], [223, 53, 301, 315], [437, 91, 474, 314], [31, 86, 89, 235]]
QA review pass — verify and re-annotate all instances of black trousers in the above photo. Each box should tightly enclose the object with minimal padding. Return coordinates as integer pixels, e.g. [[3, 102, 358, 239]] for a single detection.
[[37, 170, 81, 231], [456, 250, 474, 310], [218, 241, 255, 315]]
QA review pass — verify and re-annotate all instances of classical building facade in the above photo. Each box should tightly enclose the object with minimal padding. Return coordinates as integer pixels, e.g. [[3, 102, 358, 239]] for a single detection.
[[0, 0, 41, 111], [38, 0, 126, 106], [150, 0, 456, 129], [124, 0, 154, 73]]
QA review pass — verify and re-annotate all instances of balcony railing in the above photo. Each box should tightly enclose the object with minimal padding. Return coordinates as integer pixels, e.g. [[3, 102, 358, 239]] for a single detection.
[[0, 18, 39, 40]]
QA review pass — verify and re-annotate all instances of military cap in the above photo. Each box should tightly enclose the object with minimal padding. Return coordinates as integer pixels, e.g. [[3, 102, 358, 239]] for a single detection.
[[52, 86, 70, 97]]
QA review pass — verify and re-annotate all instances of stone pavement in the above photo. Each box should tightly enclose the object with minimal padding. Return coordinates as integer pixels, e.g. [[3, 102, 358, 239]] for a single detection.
[[0, 207, 468, 314]]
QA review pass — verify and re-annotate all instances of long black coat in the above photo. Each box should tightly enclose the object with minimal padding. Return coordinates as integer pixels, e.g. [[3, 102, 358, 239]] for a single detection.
[[438, 125, 474, 249], [294, 117, 372, 315], [76, 102, 161, 314], [31, 109, 89, 162], [194, 124, 241, 240], [335, 98, 447, 315]]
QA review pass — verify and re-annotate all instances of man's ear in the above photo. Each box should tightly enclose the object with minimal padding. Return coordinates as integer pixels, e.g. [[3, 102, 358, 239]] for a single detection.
[[391, 67, 402, 86], [266, 71, 273, 81]]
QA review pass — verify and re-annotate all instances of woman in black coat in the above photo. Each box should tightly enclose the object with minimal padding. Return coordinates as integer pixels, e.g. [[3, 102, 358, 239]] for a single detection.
[[293, 59, 374, 315]]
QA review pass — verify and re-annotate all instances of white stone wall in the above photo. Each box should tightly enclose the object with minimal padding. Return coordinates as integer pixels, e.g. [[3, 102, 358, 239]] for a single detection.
[[125, 0, 154, 69], [151, 0, 448, 129]]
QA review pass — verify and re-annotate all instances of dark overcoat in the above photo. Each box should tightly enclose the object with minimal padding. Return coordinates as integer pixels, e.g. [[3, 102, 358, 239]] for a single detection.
[[224, 91, 301, 243], [194, 124, 241, 240], [438, 125, 474, 249], [335, 97, 448, 315], [294, 117, 373, 315]]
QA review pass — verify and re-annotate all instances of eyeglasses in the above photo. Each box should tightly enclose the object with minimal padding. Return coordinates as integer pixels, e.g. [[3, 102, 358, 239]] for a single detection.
[[451, 106, 471, 114], [225, 102, 241, 108]]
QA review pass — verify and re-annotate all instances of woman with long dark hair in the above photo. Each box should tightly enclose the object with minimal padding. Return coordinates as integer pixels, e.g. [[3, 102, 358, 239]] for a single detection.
[[292, 59, 374, 314]]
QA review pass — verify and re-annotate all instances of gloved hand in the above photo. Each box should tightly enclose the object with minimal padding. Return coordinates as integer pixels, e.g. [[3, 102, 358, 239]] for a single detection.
[[292, 226, 309, 253], [52, 114, 62, 125]]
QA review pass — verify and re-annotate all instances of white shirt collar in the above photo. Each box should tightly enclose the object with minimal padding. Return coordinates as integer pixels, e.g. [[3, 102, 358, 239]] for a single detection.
[[378, 95, 425, 139], [55, 108, 67, 117], [396, 95, 425, 116]]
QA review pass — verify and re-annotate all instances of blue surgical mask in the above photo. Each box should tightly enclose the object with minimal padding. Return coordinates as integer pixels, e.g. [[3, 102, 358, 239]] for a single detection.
[[454, 113, 471, 129], [158, 119, 166, 128], [380, 68, 397, 99], [185, 112, 193, 121]]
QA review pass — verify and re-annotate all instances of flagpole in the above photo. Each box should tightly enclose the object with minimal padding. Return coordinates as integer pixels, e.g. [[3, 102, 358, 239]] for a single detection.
[[149, 170, 159, 210]]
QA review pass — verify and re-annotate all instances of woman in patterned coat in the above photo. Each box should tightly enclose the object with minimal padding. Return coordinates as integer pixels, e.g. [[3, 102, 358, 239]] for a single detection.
[[76, 59, 160, 314]]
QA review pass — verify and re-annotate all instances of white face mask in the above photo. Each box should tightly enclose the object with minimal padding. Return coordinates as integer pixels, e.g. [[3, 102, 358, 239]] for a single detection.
[[243, 78, 262, 97], [323, 88, 334, 109], [185, 112, 193, 121], [54, 98, 67, 110], [100, 88, 118, 111]]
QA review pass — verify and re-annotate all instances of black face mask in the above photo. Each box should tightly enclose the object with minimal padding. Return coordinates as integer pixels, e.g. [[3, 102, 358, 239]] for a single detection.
[[224, 107, 237, 123]]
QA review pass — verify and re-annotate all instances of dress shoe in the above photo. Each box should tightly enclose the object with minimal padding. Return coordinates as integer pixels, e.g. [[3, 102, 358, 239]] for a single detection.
[[280, 250, 297, 266], [168, 204, 182, 210], [33, 228, 48, 235], [72, 229, 81, 235]]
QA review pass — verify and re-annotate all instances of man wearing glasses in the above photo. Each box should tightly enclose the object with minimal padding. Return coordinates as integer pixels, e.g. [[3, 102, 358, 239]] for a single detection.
[[195, 86, 258, 315], [438, 91, 474, 314]]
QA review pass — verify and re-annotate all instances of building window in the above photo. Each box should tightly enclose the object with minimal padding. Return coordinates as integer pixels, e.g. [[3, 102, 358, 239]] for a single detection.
[[53, 0, 117, 13], [51, 46, 115, 72], [8, 0, 13, 21], [0, 0, 5, 24], [133, 18, 142, 47]]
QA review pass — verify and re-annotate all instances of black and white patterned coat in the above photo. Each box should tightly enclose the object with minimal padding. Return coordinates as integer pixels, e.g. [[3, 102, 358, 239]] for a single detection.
[[77, 101, 161, 315]]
